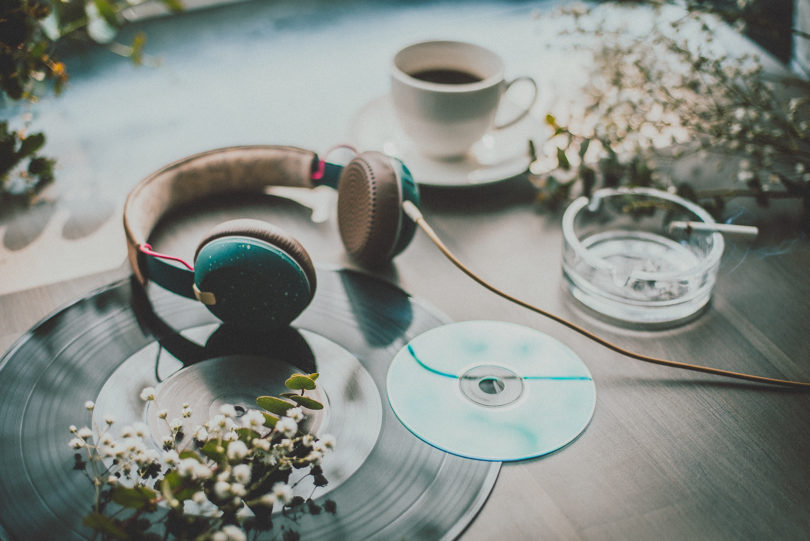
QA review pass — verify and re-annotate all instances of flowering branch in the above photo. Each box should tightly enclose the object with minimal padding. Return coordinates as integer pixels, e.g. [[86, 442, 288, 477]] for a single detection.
[[69, 373, 335, 540], [531, 1, 810, 227]]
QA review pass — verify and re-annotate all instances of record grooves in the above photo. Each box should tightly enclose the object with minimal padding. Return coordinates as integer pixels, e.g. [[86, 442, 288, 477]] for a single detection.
[[0, 268, 498, 540]]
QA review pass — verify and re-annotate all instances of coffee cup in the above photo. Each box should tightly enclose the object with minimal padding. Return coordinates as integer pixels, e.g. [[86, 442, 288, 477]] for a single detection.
[[390, 40, 538, 159]]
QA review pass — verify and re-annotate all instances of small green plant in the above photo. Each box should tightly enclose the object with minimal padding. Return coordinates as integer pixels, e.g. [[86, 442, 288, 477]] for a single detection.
[[69, 372, 335, 540], [1, 0, 181, 202]]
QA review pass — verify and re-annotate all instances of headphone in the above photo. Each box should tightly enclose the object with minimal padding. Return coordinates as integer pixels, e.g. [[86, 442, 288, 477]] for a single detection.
[[124, 145, 419, 330], [126, 145, 810, 389]]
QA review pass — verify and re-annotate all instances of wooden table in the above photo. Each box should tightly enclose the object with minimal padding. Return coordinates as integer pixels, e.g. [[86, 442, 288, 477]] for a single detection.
[[2, 1, 809, 539]]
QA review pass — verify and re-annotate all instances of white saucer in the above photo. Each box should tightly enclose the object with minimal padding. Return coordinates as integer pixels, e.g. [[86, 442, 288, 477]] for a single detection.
[[348, 95, 544, 187]]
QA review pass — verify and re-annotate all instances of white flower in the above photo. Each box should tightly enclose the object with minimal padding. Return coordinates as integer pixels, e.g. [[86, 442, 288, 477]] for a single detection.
[[139, 387, 156, 401], [213, 481, 231, 499], [275, 417, 297, 438], [68, 438, 84, 449], [212, 532, 227, 541], [305, 450, 323, 465], [231, 464, 251, 484], [230, 483, 246, 497], [241, 409, 265, 429], [252, 438, 270, 451], [272, 482, 293, 505], [77, 427, 93, 440], [84, 401, 95, 411], [259, 492, 276, 507], [301, 434, 314, 447], [139, 449, 160, 465], [277, 438, 294, 452], [737, 170, 755, 183], [220, 404, 237, 418], [193, 426, 208, 442], [221, 525, 247, 541], [157, 409, 168, 420], [133, 423, 149, 438], [285, 407, 304, 422], [106, 475, 118, 485], [164, 450, 180, 466], [315, 434, 335, 452], [194, 462, 213, 480], [68, 425, 78, 433], [104, 415, 115, 425], [169, 418, 183, 431], [192, 491, 207, 504], [227, 440, 249, 461], [796, 163, 806, 175]]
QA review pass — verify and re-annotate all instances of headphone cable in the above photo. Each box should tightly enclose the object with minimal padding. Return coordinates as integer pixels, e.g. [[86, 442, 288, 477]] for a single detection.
[[402, 201, 810, 390]]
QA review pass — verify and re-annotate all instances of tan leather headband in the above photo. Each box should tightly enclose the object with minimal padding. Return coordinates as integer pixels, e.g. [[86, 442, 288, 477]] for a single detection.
[[123, 145, 319, 284]]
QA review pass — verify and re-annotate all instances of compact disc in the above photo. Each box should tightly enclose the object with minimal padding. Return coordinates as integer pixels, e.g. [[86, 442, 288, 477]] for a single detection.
[[387, 320, 596, 461]]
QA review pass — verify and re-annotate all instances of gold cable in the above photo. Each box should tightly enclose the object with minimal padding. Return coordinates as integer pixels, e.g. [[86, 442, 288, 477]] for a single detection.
[[401, 201, 810, 389]]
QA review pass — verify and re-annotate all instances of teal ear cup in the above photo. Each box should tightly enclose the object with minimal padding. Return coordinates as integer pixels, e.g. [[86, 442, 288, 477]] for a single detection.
[[193, 221, 315, 330], [388, 156, 420, 258]]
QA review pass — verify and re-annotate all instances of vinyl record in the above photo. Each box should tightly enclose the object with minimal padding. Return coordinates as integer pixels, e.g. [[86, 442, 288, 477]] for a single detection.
[[387, 320, 596, 461], [0, 268, 498, 540]]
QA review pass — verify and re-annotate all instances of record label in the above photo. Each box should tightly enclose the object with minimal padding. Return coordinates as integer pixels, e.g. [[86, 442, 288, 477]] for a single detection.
[[387, 320, 596, 461]]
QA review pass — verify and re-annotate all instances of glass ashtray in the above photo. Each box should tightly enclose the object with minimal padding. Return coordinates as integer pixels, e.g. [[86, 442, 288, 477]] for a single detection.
[[561, 188, 724, 327]]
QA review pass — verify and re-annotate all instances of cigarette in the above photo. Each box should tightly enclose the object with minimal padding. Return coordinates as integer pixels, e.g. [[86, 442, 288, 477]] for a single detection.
[[668, 221, 759, 239]]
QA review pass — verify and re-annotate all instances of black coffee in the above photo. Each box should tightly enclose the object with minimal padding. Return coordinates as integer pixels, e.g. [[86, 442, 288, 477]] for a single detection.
[[409, 68, 483, 85]]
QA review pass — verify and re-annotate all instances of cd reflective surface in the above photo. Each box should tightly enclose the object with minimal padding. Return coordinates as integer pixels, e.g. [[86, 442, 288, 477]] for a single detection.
[[387, 320, 596, 461], [0, 268, 499, 540]]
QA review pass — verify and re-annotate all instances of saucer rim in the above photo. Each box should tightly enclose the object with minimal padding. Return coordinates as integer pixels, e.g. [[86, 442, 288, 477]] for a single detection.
[[348, 94, 543, 188]]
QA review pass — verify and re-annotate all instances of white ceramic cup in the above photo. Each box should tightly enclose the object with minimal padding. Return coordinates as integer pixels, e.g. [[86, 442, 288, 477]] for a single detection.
[[390, 40, 538, 159]]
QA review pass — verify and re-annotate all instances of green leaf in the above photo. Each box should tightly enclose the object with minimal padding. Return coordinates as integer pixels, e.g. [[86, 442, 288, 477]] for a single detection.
[[82, 512, 128, 539], [178, 450, 202, 461], [578, 138, 591, 160], [262, 411, 279, 428], [256, 396, 297, 416], [162, 470, 200, 501], [236, 427, 259, 443], [284, 374, 316, 391], [200, 439, 226, 466], [308, 372, 319, 381], [93, 0, 119, 27], [287, 395, 323, 410], [18, 132, 45, 158], [556, 147, 570, 170], [111, 485, 156, 509]]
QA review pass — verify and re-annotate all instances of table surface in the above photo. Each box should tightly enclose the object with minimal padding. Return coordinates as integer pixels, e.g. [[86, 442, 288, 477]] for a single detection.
[[2, 1, 809, 539]]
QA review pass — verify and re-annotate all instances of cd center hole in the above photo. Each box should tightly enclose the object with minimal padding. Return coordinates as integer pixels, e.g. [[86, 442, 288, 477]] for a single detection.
[[478, 377, 505, 395], [233, 405, 247, 417]]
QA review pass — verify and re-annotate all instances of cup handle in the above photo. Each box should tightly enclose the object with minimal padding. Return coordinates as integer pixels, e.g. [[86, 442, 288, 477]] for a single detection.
[[494, 76, 538, 130]]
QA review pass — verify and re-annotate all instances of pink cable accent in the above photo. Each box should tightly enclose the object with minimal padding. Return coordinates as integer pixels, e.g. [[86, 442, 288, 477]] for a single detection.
[[139, 243, 194, 271], [311, 159, 326, 181], [312, 144, 360, 181]]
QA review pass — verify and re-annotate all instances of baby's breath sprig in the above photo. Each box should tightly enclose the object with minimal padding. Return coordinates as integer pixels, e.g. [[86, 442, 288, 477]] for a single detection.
[[532, 1, 810, 227], [70, 373, 336, 540]]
